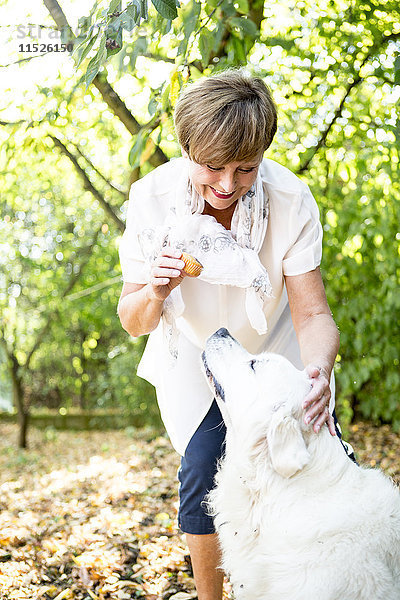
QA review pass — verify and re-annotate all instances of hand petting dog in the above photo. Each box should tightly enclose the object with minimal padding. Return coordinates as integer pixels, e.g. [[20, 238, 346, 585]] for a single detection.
[[302, 364, 336, 436]]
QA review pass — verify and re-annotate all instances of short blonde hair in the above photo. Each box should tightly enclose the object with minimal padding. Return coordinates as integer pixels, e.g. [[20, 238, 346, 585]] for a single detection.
[[174, 69, 277, 165]]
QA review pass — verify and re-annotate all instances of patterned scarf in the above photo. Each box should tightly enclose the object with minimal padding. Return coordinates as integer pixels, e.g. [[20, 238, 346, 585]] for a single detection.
[[138, 158, 273, 363]]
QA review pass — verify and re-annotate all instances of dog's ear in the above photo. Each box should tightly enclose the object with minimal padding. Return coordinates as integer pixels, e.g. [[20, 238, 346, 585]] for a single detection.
[[267, 413, 310, 478]]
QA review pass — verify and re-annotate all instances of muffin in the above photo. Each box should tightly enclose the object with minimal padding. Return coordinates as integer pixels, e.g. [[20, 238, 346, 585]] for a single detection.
[[181, 252, 203, 277]]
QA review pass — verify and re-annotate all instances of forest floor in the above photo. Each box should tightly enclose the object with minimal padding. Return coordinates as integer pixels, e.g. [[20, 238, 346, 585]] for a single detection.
[[0, 421, 399, 600]]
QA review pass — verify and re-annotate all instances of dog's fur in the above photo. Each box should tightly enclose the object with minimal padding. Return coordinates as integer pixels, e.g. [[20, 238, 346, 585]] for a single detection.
[[202, 328, 400, 600]]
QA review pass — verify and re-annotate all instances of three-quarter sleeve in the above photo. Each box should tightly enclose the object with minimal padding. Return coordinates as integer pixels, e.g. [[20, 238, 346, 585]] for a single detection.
[[282, 184, 323, 276], [118, 181, 150, 284]]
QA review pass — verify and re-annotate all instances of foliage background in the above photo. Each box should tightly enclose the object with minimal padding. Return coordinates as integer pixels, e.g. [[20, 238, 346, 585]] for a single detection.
[[0, 0, 399, 447]]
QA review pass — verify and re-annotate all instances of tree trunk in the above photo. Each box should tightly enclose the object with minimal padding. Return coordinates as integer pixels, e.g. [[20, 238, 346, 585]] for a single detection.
[[10, 355, 28, 449], [249, 0, 265, 29], [18, 408, 29, 450]]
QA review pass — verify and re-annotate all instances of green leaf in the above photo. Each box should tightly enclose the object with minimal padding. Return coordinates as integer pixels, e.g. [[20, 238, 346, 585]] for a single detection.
[[394, 117, 400, 146], [72, 33, 91, 54], [161, 82, 171, 111], [231, 35, 246, 63], [85, 35, 107, 89], [89, 2, 101, 21], [129, 36, 148, 70], [60, 26, 75, 45], [78, 15, 91, 30], [211, 22, 226, 54], [234, 0, 249, 14], [162, 18, 172, 34], [228, 16, 259, 40], [142, 0, 149, 19], [72, 24, 102, 65], [177, 37, 189, 62], [109, 3, 141, 31], [182, 1, 201, 38], [150, 0, 179, 20], [75, 31, 100, 68], [107, 0, 121, 14], [106, 26, 123, 57], [263, 36, 296, 51], [98, 7, 109, 18], [127, 1, 141, 15], [148, 96, 158, 116], [128, 129, 148, 168], [199, 28, 214, 68], [394, 55, 400, 85], [221, 1, 237, 17]]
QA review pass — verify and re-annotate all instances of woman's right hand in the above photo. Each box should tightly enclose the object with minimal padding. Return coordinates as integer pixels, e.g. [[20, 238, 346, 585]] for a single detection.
[[149, 248, 186, 301]]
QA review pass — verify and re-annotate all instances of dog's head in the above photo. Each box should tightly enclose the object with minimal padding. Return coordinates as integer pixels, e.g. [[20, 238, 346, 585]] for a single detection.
[[202, 328, 313, 479]]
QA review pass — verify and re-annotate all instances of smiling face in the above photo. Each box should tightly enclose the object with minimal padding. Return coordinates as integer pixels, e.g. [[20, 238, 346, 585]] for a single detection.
[[186, 156, 262, 211]]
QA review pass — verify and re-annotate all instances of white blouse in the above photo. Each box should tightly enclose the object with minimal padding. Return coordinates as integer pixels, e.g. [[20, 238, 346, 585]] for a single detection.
[[119, 157, 332, 456]]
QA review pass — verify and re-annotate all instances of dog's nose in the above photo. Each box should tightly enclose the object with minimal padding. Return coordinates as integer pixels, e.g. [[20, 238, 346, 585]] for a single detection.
[[215, 327, 230, 338]]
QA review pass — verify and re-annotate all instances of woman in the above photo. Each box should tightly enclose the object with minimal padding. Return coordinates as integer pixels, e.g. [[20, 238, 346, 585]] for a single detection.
[[118, 70, 341, 600]]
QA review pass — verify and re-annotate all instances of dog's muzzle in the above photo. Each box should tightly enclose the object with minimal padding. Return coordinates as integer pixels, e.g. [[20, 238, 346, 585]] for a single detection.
[[201, 351, 225, 402]]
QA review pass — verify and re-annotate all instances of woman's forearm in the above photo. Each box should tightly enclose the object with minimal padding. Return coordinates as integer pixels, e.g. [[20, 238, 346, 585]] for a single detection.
[[297, 313, 340, 376], [118, 284, 164, 337], [118, 248, 186, 337], [285, 270, 339, 433]]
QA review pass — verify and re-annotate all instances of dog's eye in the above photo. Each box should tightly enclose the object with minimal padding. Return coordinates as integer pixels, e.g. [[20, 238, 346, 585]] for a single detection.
[[249, 359, 257, 371]]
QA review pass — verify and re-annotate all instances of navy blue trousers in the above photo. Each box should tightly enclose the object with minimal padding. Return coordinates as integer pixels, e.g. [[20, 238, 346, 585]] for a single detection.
[[177, 400, 357, 535]]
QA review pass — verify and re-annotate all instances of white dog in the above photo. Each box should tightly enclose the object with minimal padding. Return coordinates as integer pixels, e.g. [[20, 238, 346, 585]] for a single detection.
[[202, 328, 400, 600]]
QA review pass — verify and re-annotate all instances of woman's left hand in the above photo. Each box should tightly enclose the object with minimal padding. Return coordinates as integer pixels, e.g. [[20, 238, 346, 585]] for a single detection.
[[302, 365, 336, 436]]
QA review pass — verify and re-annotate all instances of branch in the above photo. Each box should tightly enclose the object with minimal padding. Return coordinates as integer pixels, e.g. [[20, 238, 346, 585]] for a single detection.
[[213, 0, 264, 64], [50, 134, 125, 231], [0, 23, 59, 67], [192, 0, 264, 71], [1, 224, 103, 372], [143, 52, 175, 63], [248, 0, 265, 30], [42, 0, 75, 44], [0, 332, 12, 364], [194, 1, 224, 38], [71, 141, 128, 199], [0, 119, 27, 126], [24, 314, 53, 371], [92, 73, 168, 167], [0, 54, 48, 68], [25, 226, 102, 370], [1, 119, 130, 198], [44, 0, 169, 169], [297, 71, 364, 174], [61, 227, 103, 299], [184, 0, 263, 74], [64, 275, 121, 302], [297, 30, 400, 174]]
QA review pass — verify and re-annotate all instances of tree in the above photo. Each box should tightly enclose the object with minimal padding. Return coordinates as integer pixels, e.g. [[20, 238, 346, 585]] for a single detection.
[[0, 0, 399, 448], [0, 0, 264, 447]]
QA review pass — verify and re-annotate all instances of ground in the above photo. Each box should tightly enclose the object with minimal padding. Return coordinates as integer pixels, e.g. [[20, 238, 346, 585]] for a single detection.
[[0, 422, 399, 600]]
